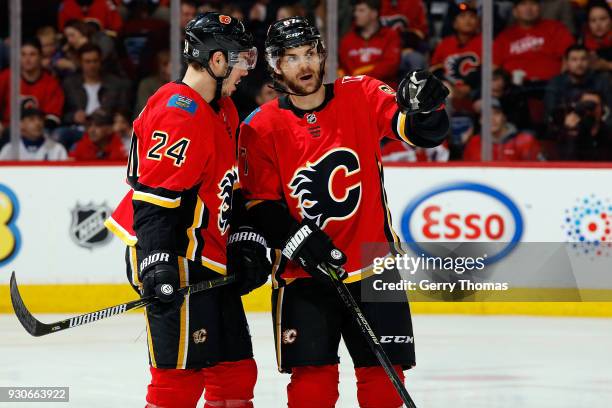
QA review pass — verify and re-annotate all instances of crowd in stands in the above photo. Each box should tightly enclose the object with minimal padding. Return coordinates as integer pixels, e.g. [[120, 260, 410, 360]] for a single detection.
[[0, 0, 610, 162]]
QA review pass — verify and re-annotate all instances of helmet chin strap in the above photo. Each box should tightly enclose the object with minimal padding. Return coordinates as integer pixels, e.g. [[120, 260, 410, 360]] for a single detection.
[[205, 55, 233, 102]]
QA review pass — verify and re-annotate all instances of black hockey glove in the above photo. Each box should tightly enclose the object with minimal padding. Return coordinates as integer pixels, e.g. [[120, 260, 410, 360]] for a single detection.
[[396, 70, 449, 115], [227, 226, 272, 295], [139, 251, 180, 303], [281, 220, 348, 281]]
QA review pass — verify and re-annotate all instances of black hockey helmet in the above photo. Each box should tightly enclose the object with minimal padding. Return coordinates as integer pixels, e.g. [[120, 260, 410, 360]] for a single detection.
[[183, 12, 256, 70], [265, 16, 325, 62]]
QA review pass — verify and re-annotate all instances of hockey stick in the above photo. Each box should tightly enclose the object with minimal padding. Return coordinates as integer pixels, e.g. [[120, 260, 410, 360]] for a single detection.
[[318, 265, 418, 408], [9, 271, 235, 337]]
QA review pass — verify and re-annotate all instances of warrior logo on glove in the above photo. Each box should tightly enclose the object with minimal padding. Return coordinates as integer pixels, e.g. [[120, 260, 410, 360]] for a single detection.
[[289, 148, 361, 229]]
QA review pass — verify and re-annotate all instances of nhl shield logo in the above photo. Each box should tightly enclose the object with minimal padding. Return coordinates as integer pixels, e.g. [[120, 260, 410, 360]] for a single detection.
[[70, 203, 113, 249]]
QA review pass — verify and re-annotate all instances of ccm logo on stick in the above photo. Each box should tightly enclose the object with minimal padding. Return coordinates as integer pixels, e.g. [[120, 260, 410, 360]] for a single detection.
[[401, 182, 523, 264]]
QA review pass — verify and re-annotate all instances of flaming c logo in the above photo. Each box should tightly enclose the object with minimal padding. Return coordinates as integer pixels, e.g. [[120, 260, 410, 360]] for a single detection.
[[289, 148, 362, 229]]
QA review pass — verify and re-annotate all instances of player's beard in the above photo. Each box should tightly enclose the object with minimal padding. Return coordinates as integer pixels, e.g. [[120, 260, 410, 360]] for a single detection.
[[284, 68, 323, 96]]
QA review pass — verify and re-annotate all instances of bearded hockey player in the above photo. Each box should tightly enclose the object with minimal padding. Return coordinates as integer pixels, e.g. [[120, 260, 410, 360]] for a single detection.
[[104, 12, 270, 408], [237, 17, 449, 408]]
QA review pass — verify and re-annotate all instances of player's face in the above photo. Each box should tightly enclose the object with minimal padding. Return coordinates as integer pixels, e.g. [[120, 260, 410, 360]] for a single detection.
[[513, 1, 540, 25], [221, 66, 248, 97], [278, 44, 323, 95], [566, 50, 589, 77], [21, 45, 41, 73], [588, 6, 611, 38]]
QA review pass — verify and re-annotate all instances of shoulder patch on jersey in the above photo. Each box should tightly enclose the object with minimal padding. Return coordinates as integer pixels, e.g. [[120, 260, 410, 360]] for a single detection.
[[378, 84, 396, 95], [243, 107, 261, 125], [167, 94, 198, 115]]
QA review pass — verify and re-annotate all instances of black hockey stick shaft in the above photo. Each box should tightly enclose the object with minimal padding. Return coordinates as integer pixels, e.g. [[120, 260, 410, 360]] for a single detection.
[[319, 265, 417, 408], [9, 271, 235, 337]]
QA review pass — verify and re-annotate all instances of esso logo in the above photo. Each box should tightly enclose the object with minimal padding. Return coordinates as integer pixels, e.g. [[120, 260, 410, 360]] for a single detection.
[[401, 182, 523, 264]]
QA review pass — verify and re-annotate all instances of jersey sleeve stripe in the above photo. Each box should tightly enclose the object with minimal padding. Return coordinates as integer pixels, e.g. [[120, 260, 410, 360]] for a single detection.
[[185, 197, 205, 260], [129, 246, 141, 287], [395, 111, 416, 146], [104, 216, 138, 246], [133, 191, 182, 208], [202, 256, 226, 275], [245, 199, 264, 210]]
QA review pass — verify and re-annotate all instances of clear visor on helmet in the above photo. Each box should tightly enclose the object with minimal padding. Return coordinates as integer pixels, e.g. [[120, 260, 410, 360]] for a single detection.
[[266, 41, 323, 70], [228, 47, 258, 70]]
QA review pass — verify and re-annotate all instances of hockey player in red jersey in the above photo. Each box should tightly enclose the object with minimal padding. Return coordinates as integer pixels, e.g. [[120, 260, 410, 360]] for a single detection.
[[104, 13, 270, 408], [238, 17, 449, 408]]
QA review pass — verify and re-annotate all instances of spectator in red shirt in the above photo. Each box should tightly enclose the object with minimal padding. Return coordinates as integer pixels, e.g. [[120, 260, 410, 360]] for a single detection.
[[58, 0, 123, 35], [70, 108, 128, 161], [378, 0, 428, 77], [379, 0, 428, 38], [583, 1, 612, 71], [0, 38, 65, 133], [463, 98, 542, 161], [493, 0, 575, 83], [339, 0, 401, 87], [431, 2, 482, 105]]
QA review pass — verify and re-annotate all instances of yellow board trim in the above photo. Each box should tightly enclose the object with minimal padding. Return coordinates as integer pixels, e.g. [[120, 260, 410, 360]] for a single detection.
[[2, 284, 612, 317], [132, 191, 181, 208]]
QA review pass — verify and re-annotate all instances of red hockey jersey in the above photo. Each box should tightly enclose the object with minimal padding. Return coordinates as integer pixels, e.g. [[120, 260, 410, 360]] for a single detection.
[[105, 81, 239, 274], [239, 76, 415, 283], [339, 27, 401, 88], [0, 69, 64, 126], [493, 19, 574, 82], [431, 34, 482, 85]]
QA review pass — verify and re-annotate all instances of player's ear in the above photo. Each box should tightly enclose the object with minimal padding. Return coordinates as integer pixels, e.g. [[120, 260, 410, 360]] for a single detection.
[[209, 51, 228, 74]]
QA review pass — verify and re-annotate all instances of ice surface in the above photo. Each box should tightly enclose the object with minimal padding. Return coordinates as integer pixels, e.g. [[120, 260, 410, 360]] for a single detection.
[[1, 313, 611, 407]]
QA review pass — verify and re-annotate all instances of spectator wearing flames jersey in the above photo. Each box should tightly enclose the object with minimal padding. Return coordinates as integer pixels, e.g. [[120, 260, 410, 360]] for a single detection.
[[493, 0, 575, 83], [431, 2, 481, 104], [463, 98, 542, 161], [58, 0, 123, 35], [339, 0, 401, 88], [0, 38, 65, 134], [379, 0, 428, 37]]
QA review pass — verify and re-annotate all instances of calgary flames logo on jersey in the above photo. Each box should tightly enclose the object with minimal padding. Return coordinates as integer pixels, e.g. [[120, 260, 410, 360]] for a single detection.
[[289, 148, 362, 229], [445, 53, 479, 84], [217, 167, 238, 235]]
